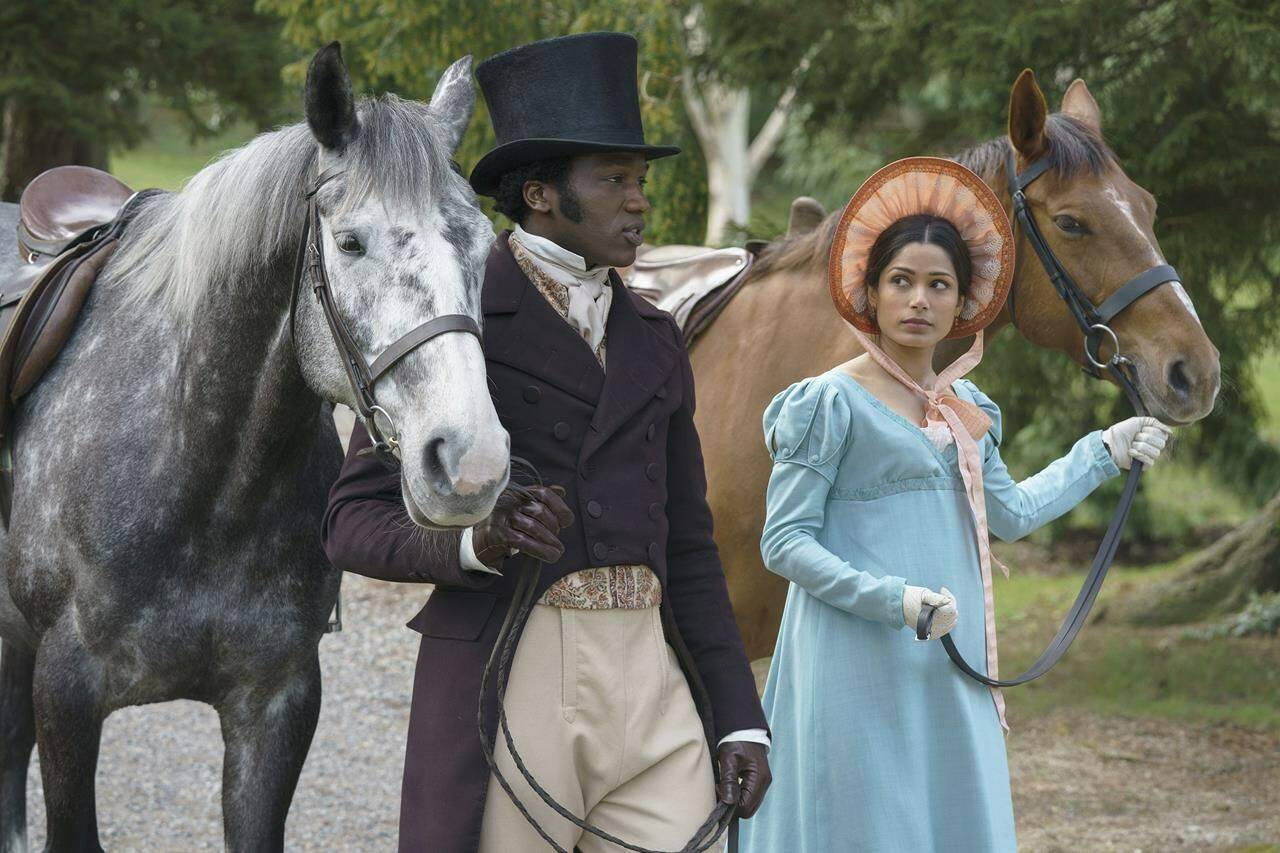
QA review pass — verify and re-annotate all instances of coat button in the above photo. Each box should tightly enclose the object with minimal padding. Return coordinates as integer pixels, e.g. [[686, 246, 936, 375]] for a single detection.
[[647, 542, 660, 562], [587, 500, 603, 518], [648, 502, 662, 519], [645, 462, 660, 481], [523, 385, 541, 403], [593, 542, 607, 561], [553, 422, 570, 440], [646, 423, 656, 441]]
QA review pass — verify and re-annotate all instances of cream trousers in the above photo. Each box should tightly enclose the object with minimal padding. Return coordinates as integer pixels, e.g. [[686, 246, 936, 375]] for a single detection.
[[479, 604, 719, 852]]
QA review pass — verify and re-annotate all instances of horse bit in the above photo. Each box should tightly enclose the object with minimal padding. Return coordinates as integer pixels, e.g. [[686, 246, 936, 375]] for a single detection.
[[290, 166, 482, 469], [917, 147, 1182, 687]]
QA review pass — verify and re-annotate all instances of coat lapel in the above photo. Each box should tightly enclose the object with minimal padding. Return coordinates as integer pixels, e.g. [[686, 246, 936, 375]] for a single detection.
[[581, 270, 681, 460], [483, 232, 604, 406]]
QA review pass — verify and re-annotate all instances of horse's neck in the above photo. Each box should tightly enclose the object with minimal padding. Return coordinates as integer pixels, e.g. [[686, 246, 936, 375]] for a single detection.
[[173, 261, 325, 484]]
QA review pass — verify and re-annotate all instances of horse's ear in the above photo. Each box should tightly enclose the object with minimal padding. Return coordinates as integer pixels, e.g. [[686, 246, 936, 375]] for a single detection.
[[1008, 68, 1048, 162], [787, 197, 827, 238], [1061, 78, 1102, 135], [428, 56, 475, 155], [305, 42, 360, 153]]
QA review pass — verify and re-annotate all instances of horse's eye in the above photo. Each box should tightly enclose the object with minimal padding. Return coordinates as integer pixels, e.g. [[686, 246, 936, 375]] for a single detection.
[[336, 233, 365, 256], [1054, 215, 1084, 234]]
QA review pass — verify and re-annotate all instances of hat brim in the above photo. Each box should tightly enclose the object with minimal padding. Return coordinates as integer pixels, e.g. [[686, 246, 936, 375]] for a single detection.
[[469, 139, 681, 196], [828, 157, 1015, 340]]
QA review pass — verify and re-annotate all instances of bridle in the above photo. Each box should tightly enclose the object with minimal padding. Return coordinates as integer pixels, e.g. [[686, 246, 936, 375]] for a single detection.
[[1002, 147, 1179, 383], [289, 167, 483, 468], [917, 147, 1182, 687]]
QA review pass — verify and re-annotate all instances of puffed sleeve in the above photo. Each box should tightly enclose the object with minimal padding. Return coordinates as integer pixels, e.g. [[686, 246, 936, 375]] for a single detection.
[[763, 378, 852, 483], [759, 377, 907, 628], [956, 379, 1121, 542]]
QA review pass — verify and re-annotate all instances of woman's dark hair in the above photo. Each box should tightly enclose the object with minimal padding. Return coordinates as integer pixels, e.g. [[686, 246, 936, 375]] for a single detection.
[[864, 214, 971, 296], [492, 156, 581, 224]]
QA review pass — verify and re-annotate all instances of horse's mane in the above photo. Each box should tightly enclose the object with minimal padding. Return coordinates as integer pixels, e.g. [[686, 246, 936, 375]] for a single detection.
[[745, 113, 1117, 284], [110, 94, 452, 321]]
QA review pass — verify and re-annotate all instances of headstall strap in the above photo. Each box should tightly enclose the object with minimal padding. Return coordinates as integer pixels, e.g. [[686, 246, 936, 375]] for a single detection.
[[289, 166, 483, 470]]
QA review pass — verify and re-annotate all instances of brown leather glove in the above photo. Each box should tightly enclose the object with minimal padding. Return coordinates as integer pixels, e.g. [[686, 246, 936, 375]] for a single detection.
[[472, 484, 574, 568], [715, 740, 771, 819]]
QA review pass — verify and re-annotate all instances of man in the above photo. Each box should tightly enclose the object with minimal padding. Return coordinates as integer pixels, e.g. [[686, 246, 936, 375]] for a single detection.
[[323, 32, 770, 852]]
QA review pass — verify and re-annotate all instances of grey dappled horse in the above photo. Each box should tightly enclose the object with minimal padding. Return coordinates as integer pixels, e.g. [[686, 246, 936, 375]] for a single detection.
[[0, 44, 508, 850]]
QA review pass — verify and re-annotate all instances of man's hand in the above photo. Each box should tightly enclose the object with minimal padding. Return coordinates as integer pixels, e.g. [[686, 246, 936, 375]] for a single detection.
[[715, 741, 771, 818], [472, 484, 574, 567]]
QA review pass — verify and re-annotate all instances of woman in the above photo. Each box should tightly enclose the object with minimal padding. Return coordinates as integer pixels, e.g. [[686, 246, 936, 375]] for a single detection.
[[738, 158, 1171, 852]]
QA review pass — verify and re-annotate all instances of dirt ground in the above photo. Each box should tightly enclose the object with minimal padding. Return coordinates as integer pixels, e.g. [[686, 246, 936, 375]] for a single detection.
[[1009, 712, 1279, 852]]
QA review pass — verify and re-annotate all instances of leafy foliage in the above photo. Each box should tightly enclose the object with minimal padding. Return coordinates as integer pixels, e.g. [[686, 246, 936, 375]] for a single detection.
[[261, 0, 707, 244], [1184, 591, 1280, 639], [0, 0, 290, 148]]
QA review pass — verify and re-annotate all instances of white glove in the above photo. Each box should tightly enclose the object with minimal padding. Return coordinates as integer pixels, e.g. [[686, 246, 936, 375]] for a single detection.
[[902, 585, 957, 639], [1102, 417, 1173, 470]]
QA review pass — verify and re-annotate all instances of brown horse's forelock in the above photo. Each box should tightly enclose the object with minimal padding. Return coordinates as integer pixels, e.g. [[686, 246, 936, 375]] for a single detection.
[[745, 113, 1116, 284]]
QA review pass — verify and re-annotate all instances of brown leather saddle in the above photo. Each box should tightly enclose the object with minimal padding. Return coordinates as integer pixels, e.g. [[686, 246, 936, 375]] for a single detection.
[[0, 165, 154, 523]]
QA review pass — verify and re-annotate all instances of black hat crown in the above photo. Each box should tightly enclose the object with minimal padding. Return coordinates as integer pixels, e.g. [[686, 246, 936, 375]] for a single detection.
[[469, 32, 679, 196]]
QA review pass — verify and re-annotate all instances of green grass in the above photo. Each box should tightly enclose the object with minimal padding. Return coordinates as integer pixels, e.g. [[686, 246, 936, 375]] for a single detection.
[[109, 109, 256, 191], [995, 565, 1280, 729]]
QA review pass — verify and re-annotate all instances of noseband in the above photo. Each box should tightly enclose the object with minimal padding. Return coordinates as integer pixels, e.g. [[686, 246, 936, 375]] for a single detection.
[[290, 167, 482, 467], [916, 149, 1180, 688]]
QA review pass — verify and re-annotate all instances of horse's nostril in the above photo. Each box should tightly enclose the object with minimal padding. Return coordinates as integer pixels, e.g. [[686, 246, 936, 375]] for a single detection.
[[423, 435, 453, 495], [1167, 359, 1191, 400]]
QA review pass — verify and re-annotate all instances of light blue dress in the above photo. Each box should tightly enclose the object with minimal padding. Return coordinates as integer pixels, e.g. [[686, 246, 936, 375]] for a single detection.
[[739, 369, 1120, 853]]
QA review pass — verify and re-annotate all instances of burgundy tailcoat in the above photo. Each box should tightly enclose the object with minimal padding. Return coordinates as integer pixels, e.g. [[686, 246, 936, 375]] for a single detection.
[[322, 233, 766, 851]]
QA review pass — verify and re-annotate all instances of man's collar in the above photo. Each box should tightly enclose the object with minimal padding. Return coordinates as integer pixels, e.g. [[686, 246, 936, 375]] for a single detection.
[[513, 224, 597, 273]]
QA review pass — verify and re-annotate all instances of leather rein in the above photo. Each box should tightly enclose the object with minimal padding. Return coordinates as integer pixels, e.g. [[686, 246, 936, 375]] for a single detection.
[[916, 147, 1181, 687], [289, 167, 482, 468], [479, 475, 738, 853]]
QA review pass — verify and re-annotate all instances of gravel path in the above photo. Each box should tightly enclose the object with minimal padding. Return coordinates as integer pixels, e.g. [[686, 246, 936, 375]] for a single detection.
[[15, 409, 1278, 849], [24, 570, 424, 851]]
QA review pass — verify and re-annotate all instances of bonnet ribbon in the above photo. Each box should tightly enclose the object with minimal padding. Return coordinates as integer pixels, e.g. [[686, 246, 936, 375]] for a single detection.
[[851, 327, 1010, 732]]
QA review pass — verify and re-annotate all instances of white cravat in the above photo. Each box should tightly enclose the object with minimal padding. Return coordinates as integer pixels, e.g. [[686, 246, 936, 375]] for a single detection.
[[511, 225, 612, 353]]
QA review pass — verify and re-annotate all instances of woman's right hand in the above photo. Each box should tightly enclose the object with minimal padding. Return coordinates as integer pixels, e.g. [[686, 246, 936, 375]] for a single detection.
[[902, 585, 957, 639]]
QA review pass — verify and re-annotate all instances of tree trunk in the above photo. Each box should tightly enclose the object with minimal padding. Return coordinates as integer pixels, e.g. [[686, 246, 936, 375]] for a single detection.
[[697, 83, 751, 245], [0, 98, 107, 202], [1106, 488, 1280, 625]]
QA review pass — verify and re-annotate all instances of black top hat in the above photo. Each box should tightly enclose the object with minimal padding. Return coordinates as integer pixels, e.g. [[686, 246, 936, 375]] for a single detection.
[[469, 32, 680, 196]]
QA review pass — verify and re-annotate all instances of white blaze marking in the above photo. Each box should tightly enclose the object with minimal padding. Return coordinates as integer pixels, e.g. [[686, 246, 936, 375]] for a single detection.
[[1170, 281, 1202, 326], [1103, 186, 1202, 327]]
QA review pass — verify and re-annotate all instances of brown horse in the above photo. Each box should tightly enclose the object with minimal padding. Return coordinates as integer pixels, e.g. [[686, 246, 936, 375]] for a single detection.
[[692, 70, 1222, 659]]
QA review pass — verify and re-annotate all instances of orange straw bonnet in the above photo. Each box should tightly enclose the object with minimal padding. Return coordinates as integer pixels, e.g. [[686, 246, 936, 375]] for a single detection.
[[829, 156, 1015, 339]]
